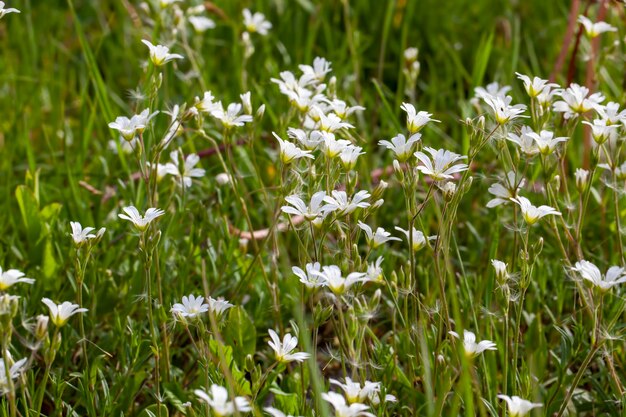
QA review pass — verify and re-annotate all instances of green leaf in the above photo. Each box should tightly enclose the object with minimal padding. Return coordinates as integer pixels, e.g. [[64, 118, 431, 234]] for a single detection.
[[223, 306, 257, 362]]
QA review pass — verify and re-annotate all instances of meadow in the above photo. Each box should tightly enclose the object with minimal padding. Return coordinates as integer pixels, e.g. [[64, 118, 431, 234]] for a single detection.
[[1, 0, 625, 416]]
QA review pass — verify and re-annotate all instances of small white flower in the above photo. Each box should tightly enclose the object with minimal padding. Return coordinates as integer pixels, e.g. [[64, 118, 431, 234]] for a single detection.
[[378, 133, 421, 162], [293, 262, 325, 288], [321, 132, 351, 158], [312, 265, 366, 295], [515, 73, 559, 98], [268, 329, 310, 363], [596, 102, 626, 125], [273, 132, 315, 164], [188, 15, 215, 32], [282, 192, 332, 221], [42, 298, 88, 327], [414, 147, 468, 181], [70, 222, 106, 246], [474, 82, 511, 101], [323, 190, 371, 215], [195, 384, 251, 415], [0, 2, 19, 19], [357, 222, 400, 248], [322, 391, 374, 417], [510, 196, 561, 225], [0, 267, 34, 291], [118, 206, 165, 231], [264, 407, 302, 417], [400, 103, 440, 134], [575, 168, 589, 191], [573, 260, 626, 292], [165, 150, 206, 189], [171, 295, 209, 319], [404, 47, 418, 62], [0, 357, 27, 395], [242, 8, 272, 35], [527, 130, 568, 155], [328, 99, 365, 120], [141, 39, 184, 66], [449, 330, 497, 358], [318, 112, 354, 133], [486, 171, 525, 208], [207, 297, 234, 316], [497, 395, 542, 417], [582, 119, 619, 145], [507, 126, 539, 156], [578, 15, 617, 38], [287, 128, 323, 150], [482, 94, 527, 125], [394, 226, 436, 252], [195, 91, 221, 114], [108, 109, 159, 141], [299, 57, 332, 82], [330, 378, 382, 404], [339, 145, 365, 170], [211, 102, 254, 128], [553, 83, 604, 119], [365, 257, 385, 283], [491, 259, 509, 282]]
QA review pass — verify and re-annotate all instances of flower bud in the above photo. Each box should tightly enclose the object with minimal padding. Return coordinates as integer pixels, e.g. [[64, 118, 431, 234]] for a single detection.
[[215, 173, 231, 186], [256, 104, 266, 120], [441, 182, 457, 202], [35, 315, 49, 340], [393, 160, 405, 183], [575, 168, 589, 192]]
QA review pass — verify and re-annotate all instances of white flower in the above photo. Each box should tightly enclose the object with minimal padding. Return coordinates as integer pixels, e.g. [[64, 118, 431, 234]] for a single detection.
[[312, 265, 366, 295], [141, 40, 184, 66], [207, 297, 234, 316], [171, 295, 209, 319], [482, 94, 527, 125], [282, 192, 332, 222], [378, 133, 421, 162], [329, 377, 385, 405], [0, 267, 34, 291], [165, 151, 206, 189], [0, 2, 19, 19], [510, 196, 561, 225], [322, 392, 375, 417], [287, 128, 323, 150], [267, 329, 310, 363], [553, 83, 604, 119], [394, 226, 436, 252], [515, 73, 559, 99], [357, 222, 400, 248], [148, 162, 177, 182], [491, 259, 509, 282], [195, 91, 221, 114], [195, 384, 251, 415], [573, 260, 626, 292], [108, 109, 159, 141], [582, 119, 619, 145], [293, 262, 325, 288], [328, 99, 365, 120], [211, 102, 253, 128], [599, 161, 626, 181], [273, 132, 314, 164], [319, 112, 354, 133], [596, 102, 626, 125], [527, 130, 568, 155], [339, 145, 365, 170], [449, 330, 497, 358], [486, 171, 525, 208], [188, 15, 215, 32], [323, 190, 371, 215], [42, 298, 88, 327], [365, 257, 385, 283], [69, 222, 105, 246], [400, 103, 440, 134], [507, 126, 539, 156], [299, 57, 332, 82], [414, 147, 468, 181], [575, 168, 589, 191], [118, 206, 165, 231], [242, 8, 272, 35], [263, 407, 302, 417], [578, 15, 617, 38], [0, 357, 27, 395], [321, 133, 351, 158], [497, 395, 542, 417]]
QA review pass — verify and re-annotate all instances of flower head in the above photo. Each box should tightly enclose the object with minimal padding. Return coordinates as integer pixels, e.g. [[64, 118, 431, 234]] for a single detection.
[[108, 109, 159, 141], [481, 94, 527, 125], [118, 206, 165, 231], [394, 226, 436, 252], [414, 147, 468, 181], [507, 126, 539, 157], [322, 392, 374, 417], [141, 40, 184, 66], [573, 260, 626, 292], [323, 190, 371, 216], [273, 132, 314, 164], [578, 15, 617, 38], [293, 262, 325, 288], [42, 298, 88, 327], [497, 395, 542, 417], [527, 130, 568, 155], [268, 329, 310, 363], [449, 330, 497, 358], [243, 8, 272, 35], [312, 265, 366, 295], [357, 222, 400, 248], [70, 222, 106, 246], [282, 192, 333, 222], [171, 295, 209, 319], [400, 103, 440, 134], [0, 357, 27, 395], [195, 384, 251, 416], [211, 102, 253, 128], [515, 73, 559, 99], [299, 57, 332, 82], [329, 377, 389, 405], [0, 267, 34, 291], [0, 2, 19, 18], [486, 171, 525, 208], [165, 150, 206, 189], [510, 196, 561, 225], [188, 16, 215, 33], [582, 119, 619, 145], [553, 83, 604, 119], [378, 133, 421, 162]]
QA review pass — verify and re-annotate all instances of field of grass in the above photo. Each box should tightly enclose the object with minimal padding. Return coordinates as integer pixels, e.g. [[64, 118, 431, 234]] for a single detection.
[[1, 0, 625, 416]]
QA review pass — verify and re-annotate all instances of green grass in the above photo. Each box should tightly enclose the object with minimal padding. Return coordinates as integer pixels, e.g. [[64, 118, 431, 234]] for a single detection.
[[0, 0, 625, 416]]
